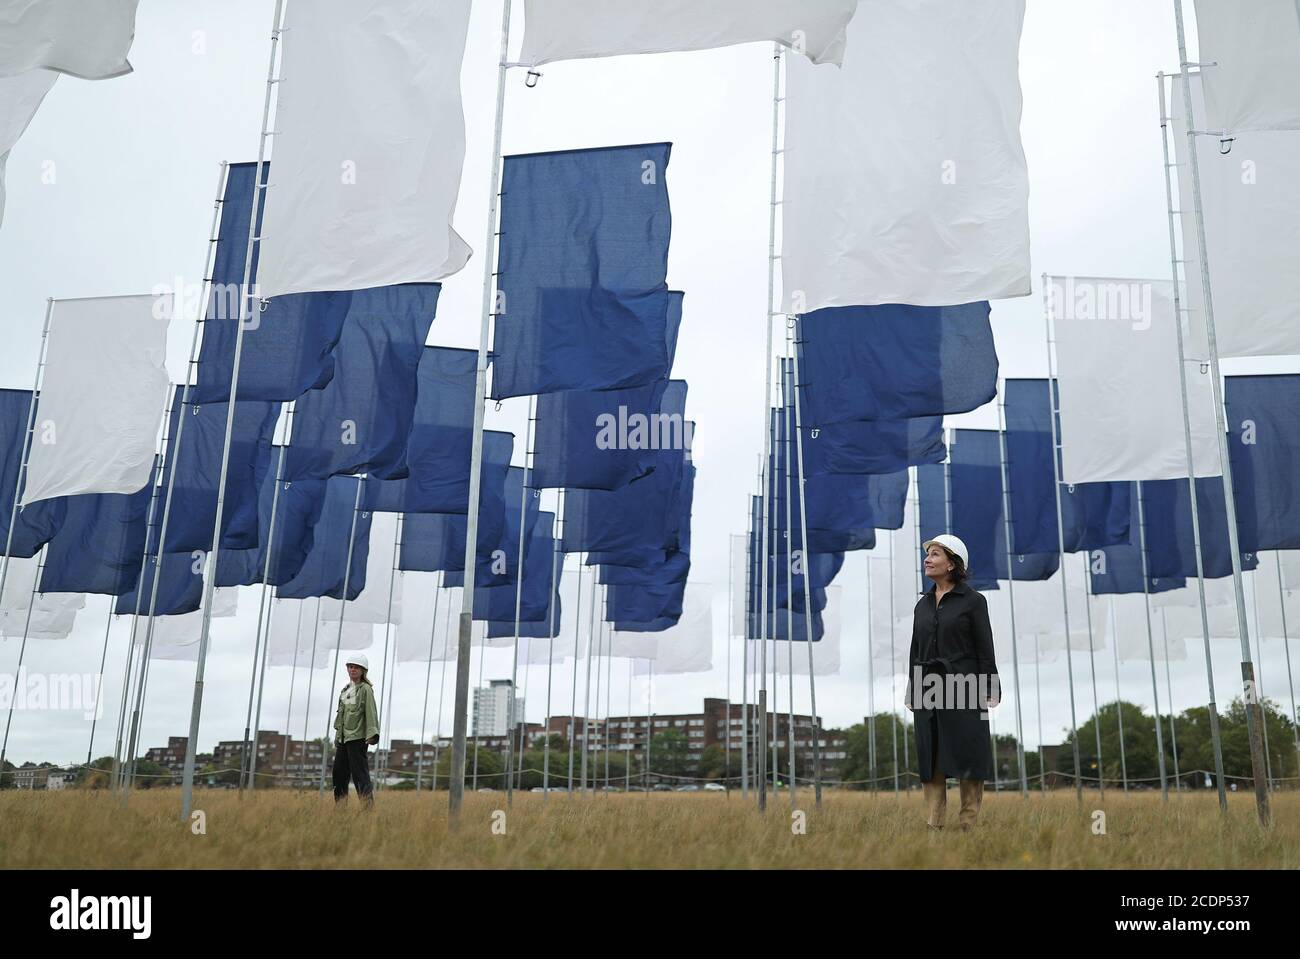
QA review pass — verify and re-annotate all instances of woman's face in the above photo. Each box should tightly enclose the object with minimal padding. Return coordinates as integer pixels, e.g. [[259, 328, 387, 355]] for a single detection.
[[347, 664, 363, 683], [924, 544, 954, 583]]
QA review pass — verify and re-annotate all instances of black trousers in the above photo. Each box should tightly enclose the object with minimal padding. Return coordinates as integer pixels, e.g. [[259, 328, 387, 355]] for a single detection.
[[332, 738, 373, 800]]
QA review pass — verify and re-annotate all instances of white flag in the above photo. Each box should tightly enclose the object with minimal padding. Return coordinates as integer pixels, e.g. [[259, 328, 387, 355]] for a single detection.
[[778, 585, 841, 676], [0, 0, 138, 79], [1172, 74, 1300, 359], [22, 294, 170, 506], [520, 0, 859, 68], [1193, 0, 1300, 134], [1050, 276, 1221, 484], [0, 68, 56, 228], [729, 534, 748, 636], [635, 584, 715, 675], [782, 0, 1030, 311], [395, 572, 454, 664], [1112, 595, 1189, 662], [1149, 576, 1236, 610], [256, 0, 472, 299]]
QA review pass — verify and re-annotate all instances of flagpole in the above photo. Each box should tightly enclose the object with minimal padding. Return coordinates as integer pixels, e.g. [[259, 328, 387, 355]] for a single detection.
[[755, 42, 785, 815], [780, 364, 796, 806], [866, 559, 877, 791], [1156, 71, 1229, 812], [603, 612, 612, 792], [1042, 277, 1087, 805], [431, 588, 453, 791], [416, 572, 442, 792], [112, 451, 166, 795], [726, 532, 734, 788], [180, 0, 285, 822], [742, 510, 751, 797], [1160, 609, 1183, 791], [450, 0, 515, 822], [1080, 553, 1105, 800], [0, 297, 54, 786], [373, 514, 402, 789], [0, 543, 48, 772], [504, 396, 536, 806], [0, 297, 53, 656], [317, 475, 365, 797], [1134, 481, 1170, 800], [789, 323, 824, 806], [1035, 634, 1046, 792], [279, 600, 303, 785], [890, 525, 899, 795], [1274, 554, 1300, 775], [86, 604, 115, 770], [297, 597, 322, 790], [995, 391, 1029, 796], [542, 495, 562, 798], [1109, 599, 1130, 792], [567, 560, 583, 794], [580, 563, 597, 794], [1172, 0, 1270, 826]]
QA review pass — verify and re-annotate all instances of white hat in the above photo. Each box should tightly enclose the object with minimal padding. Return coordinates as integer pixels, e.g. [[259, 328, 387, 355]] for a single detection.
[[345, 653, 369, 671], [921, 534, 969, 570]]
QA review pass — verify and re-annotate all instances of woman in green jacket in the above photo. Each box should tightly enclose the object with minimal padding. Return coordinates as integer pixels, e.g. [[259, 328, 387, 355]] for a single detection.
[[333, 653, 380, 807]]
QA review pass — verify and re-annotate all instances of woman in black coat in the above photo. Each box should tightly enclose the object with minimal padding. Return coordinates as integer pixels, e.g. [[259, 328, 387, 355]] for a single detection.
[[905, 534, 1000, 830]]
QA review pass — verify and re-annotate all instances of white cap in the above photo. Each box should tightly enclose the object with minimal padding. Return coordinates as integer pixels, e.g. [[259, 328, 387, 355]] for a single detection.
[[345, 653, 369, 671], [921, 534, 969, 570]]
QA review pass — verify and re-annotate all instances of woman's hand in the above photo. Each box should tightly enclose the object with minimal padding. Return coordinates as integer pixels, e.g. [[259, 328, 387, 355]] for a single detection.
[[367, 734, 379, 746]]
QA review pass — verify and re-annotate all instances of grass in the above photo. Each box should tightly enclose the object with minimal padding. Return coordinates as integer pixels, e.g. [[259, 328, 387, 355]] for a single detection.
[[1, 787, 1296, 869]]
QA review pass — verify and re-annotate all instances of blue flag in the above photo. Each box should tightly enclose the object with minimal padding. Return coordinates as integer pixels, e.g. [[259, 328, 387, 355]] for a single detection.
[[532, 379, 688, 492], [796, 303, 997, 426], [115, 550, 204, 616], [491, 143, 676, 399], [1226, 374, 1300, 552], [1088, 487, 1186, 595], [0, 388, 65, 557], [153, 386, 279, 553], [39, 465, 156, 596], [948, 429, 1057, 587], [276, 476, 372, 601], [284, 285, 440, 481], [1003, 378, 1131, 554], [563, 443, 692, 556], [464, 513, 557, 622], [1140, 476, 1258, 580]]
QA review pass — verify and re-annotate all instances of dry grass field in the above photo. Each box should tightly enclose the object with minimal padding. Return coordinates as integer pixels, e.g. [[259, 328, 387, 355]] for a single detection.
[[1, 787, 1296, 869]]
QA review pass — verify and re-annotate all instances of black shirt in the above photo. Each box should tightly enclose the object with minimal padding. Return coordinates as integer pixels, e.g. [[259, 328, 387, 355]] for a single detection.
[[906, 580, 999, 707]]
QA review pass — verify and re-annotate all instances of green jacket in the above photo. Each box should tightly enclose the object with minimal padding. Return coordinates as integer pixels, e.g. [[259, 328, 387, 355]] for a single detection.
[[334, 681, 380, 746]]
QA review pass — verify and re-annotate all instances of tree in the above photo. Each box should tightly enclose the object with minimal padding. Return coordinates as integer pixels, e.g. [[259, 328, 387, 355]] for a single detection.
[[838, 712, 915, 790], [695, 744, 729, 781], [434, 745, 503, 790], [648, 728, 691, 780]]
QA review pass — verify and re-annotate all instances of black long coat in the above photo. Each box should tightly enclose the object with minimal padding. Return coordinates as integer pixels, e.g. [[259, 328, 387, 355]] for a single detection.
[[906, 581, 1000, 782]]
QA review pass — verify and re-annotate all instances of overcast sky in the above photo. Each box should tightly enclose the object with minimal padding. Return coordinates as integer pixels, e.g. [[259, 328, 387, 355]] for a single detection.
[[1, 1, 1295, 772]]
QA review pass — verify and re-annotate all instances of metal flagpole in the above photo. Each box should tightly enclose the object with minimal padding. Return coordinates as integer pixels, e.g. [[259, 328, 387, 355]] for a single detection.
[[889, 530, 899, 794], [504, 395, 536, 805], [450, 0, 515, 823], [1160, 609, 1183, 792], [743, 497, 752, 797], [317, 476, 365, 796], [646, 658, 654, 788], [471, 622, 485, 789], [603, 617, 612, 792], [297, 598, 322, 790], [627, 656, 634, 789], [770, 493, 779, 793], [0, 297, 54, 687], [1109, 598, 1130, 792], [241, 441, 289, 790], [726, 535, 734, 790], [1134, 482, 1170, 800], [1080, 554, 1105, 800], [542, 493, 563, 798], [1157, 71, 1229, 811], [416, 572, 443, 792], [242, 588, 277, 792], [789, 322, 823, 806], [0, 543, 49, 775], [279, 600, 303, 785], [1275, 554, 1300, 775], [780, 360, 796, 807], [1042, 279, 1087, 804], [1249, 583, 1274, 787], [373, 515, 402, 789], [431, 588, 453, 792], [381, 595, 401, 788], [755, 42, 785, 815], [995, 392, 1030, 796], [86, 605, 115, 769], [1172, 0, 1270, 826], [567, 560, 583, 794], [579, 568, 598, 793], [592, 594, 604, 793], [1035, 634, 1047, 793], [867, 559, 877, 790], [180, 0, 285, 822]]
